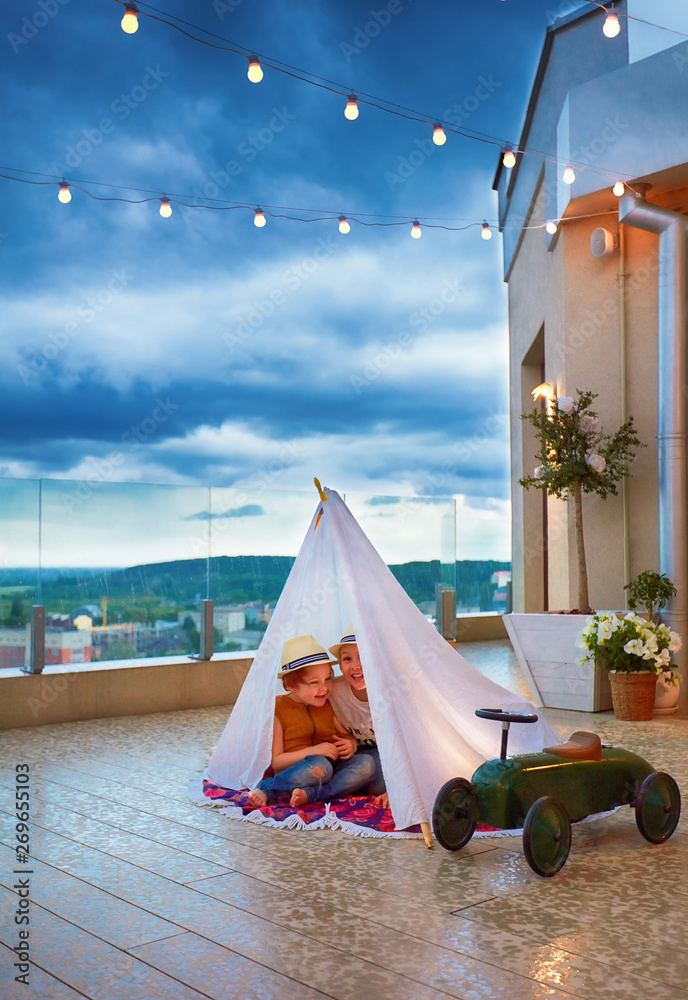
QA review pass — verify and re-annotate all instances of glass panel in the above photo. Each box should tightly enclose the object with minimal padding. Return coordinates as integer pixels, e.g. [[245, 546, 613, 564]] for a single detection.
[[0, 478, 40, 671], [207, 487, 317, 652], [39, 480, 210, 664], [455, 496, 511, 614]]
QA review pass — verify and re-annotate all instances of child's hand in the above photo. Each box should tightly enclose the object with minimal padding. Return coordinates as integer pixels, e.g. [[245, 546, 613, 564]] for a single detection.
[[372, 792, 389, 810], [332, 735, 356, 759], [313, 742, 339, 760]]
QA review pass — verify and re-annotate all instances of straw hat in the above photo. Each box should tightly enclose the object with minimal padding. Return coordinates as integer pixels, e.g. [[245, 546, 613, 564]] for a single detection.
[[278, 634, 335, 678], [329, 624, 357, 661]]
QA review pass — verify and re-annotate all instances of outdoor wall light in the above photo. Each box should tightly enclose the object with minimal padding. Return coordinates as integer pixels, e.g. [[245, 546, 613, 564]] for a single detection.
[[532, 382, 554, 402], [121, 4, 139, 33]]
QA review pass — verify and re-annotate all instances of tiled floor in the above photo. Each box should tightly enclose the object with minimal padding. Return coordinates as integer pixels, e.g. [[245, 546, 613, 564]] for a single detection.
[[1, 642, 687, 999]]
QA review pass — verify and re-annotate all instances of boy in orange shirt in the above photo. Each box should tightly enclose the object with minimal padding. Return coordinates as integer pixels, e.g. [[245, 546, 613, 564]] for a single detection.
[[248, 635, 376, 809]]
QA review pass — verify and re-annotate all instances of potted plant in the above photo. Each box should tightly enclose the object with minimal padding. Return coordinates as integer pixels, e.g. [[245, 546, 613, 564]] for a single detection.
[[580, 611, 681, 719], [624, 571, 680, 713], [504, 388, 644, 711]]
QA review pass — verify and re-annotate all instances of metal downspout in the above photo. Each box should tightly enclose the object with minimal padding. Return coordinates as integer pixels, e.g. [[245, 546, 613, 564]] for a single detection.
[[618, 193, 688, 711]]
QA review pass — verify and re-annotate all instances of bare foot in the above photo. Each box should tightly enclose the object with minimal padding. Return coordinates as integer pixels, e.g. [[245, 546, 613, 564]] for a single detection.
[[247, 788, 268, 807], [290, 788, 309, 808]]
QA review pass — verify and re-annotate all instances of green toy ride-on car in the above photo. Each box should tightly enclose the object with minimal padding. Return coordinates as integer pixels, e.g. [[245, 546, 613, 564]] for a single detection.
[[432, 709, 681, 877]]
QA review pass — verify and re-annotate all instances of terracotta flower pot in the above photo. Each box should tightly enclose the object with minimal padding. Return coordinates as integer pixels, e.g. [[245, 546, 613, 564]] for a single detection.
[[609, 671, 657, 721]]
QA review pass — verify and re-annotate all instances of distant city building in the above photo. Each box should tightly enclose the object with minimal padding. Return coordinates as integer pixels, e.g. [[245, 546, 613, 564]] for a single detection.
[[0, 626, 92, 669]]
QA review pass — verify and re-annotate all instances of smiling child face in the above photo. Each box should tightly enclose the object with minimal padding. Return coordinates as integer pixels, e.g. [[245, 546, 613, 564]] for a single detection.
[[338, 643, 367, 697], [287, 662, 333, 707]]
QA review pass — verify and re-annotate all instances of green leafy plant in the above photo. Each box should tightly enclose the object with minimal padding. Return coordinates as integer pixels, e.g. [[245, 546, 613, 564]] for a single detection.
[[580, 611, 681, 683], [624, 571, 676, 622], [519, 389, 644, 613]]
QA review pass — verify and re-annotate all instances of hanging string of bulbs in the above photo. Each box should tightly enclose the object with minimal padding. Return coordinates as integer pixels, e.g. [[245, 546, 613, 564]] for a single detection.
[[0, 165, 621, 242], [111, 0, 678, 196]]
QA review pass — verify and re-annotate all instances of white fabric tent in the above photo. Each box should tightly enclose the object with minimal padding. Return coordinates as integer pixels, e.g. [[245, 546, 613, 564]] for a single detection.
[[206, 489, 559, 831]]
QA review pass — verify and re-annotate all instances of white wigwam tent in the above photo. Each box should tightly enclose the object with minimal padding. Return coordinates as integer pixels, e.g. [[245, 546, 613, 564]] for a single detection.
[[205, 488, 559, 832]]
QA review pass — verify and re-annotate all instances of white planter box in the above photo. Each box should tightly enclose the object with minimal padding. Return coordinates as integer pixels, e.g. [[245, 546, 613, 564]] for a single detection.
[[504, 613, 613, 712]]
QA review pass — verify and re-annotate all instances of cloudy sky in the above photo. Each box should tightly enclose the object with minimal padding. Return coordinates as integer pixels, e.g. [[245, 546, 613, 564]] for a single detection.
[[1, 0, 579, 562]]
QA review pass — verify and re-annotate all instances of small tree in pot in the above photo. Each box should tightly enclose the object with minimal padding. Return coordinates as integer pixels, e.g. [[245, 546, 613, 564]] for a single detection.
[[519, 389, 644, 614]]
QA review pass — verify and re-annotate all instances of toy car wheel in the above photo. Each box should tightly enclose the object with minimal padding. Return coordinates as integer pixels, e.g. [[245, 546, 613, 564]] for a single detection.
[[523, 796, 571, 877], [635, 771, 681, 844], [432, 777, 478, 851]]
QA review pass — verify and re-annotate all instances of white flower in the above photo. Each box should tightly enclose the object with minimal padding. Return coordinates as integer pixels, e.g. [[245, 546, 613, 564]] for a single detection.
[[655, 648, 671, 668], [579, 414, 598, 434], [533, 465, 546, 480], [557, 396, 574, 413], [624, 639, 644, 656], [586, 453, 606, 473], [669, 631, 682, 652]]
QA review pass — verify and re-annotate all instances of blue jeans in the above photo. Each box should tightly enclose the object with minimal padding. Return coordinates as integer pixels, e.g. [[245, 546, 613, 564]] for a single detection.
[[256, 752, 376, 805], [357, 746, 385, 796]]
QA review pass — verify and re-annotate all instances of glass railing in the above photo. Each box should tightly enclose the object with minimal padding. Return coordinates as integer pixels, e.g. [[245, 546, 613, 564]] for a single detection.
[[0, 477, 476, 669]]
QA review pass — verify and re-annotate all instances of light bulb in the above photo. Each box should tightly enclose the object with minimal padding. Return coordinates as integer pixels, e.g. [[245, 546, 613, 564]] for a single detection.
[[603, 10, 620, 37], [481, 222, 492, 240], [502, 147, 516, 169], [159, 197, 172, 218], [254, 209, 266, 228], [344, 95, 359, 120], [613, 180, 625, 196], [121, 4, 138, 33], [411, 221, 421, 239], [532, 382, 554, 401], [338, 216, 350, 234], [247, 58, 263, 83], [546, 220, 558, 235], [562, 165, 575, 184], [432, 124, 446, 146], [58, 183, 71, 204]]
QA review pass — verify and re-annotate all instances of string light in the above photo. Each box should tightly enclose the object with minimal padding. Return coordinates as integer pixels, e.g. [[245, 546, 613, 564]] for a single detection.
[[612, 180, 625, 196], [562, 165, 576, 184], [254, 208, 266, 227], [432, 124, 447, 146], [502, 146, 516, 168], [57, 182, 71, 204], [481, 221, 492, 240], [121, 4, 139, 33], [603, 9, 621, 37], [344, 95, 359, 120], [411, 221, 422, 239], [247, 57, 263, 83], [546, 220, 558, 235], [159, 197, 172, 217], [338, 216, 350, 234]]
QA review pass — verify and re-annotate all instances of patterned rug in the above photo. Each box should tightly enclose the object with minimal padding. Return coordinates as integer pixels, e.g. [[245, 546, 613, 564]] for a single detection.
[[201, 779, 503, 839]]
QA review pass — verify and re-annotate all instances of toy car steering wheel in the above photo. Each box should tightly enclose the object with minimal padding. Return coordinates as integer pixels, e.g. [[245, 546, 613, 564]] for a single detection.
[[475, 708, 539, 724]]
